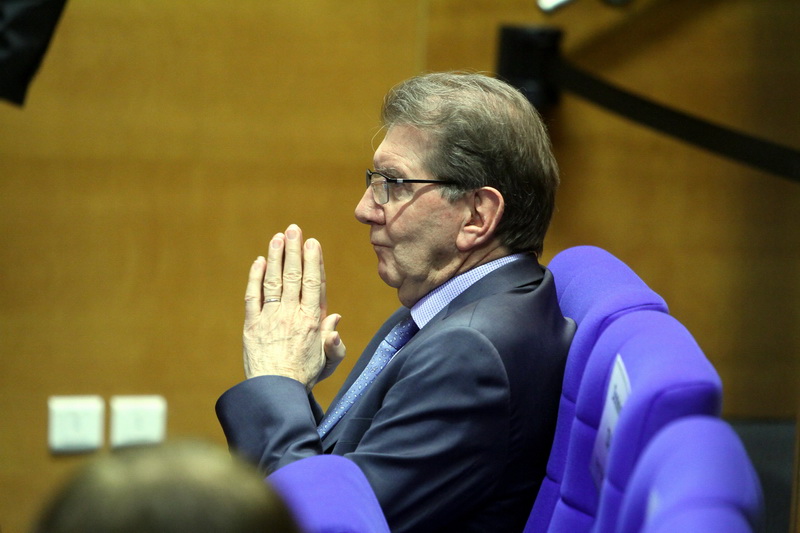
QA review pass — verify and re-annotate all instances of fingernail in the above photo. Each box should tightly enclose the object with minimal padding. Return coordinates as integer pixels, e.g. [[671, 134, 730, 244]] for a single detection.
[[286, 226, 299, 240], [271, 237, 282, 249], [305, 238, 318, 251]]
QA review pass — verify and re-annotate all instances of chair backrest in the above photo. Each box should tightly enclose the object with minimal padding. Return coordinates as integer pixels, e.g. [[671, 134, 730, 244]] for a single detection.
[[526, 246, 668, 533], [267, 454, 390, 533], [593, 312, 724, 532], [548, 310, 723, 532], [615, 416, 764, 533]]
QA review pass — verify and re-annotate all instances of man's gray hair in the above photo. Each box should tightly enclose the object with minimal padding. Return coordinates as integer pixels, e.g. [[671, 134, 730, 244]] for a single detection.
[[381, 72, 559, 257]]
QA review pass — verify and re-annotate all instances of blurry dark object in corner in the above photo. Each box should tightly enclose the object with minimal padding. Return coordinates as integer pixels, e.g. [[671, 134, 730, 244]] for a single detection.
[[0, 0, 69, 105]]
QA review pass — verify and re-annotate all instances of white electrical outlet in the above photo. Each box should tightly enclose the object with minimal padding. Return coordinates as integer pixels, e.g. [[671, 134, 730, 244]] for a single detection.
[[48, 396, 105, 453], [110, 395, 167, 448]]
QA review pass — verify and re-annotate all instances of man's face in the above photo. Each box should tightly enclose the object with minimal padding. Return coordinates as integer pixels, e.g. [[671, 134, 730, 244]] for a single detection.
[[354, 125, 468, 307]]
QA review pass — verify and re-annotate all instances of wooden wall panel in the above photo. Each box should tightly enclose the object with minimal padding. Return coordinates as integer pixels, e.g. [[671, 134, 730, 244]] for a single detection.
[[427, 0, 800, 418]]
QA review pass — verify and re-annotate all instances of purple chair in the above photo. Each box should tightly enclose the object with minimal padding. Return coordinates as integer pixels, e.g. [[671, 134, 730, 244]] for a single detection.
[[615, 416, 764, 533], [546, 310, 722, 532], [267, 455, 390, 533], [527, 246, 668, 533]]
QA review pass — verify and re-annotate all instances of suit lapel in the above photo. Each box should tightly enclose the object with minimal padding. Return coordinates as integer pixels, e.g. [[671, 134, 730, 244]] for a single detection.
[[320, 307, 412, 449], [320, 256, 543, 450]]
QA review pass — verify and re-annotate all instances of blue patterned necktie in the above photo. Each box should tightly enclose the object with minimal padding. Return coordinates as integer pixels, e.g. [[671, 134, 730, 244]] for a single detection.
[[317, 316, 418, 439]]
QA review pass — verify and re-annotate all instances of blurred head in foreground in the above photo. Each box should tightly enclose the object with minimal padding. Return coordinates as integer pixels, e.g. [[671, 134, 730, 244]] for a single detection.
[[33, 441, 300, 533]]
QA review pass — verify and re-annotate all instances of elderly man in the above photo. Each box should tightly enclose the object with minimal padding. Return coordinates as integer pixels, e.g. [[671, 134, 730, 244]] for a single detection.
[[217, 72, 575, 532]]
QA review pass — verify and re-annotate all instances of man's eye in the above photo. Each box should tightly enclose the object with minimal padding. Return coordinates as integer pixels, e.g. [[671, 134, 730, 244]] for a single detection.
[[390, 182, 413, 200]]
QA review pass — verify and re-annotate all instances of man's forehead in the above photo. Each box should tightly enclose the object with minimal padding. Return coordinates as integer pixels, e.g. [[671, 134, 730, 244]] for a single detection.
[[373, 125, 432, 176]]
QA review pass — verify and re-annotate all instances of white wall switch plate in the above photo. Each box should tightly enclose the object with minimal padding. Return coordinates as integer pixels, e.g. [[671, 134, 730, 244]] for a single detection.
[[48, 396, 105, 453], [110, 395, 167, 448]]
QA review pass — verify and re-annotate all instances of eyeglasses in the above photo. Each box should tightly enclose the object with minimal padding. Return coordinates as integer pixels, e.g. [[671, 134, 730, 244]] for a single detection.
[[365, 169, 458, 205]]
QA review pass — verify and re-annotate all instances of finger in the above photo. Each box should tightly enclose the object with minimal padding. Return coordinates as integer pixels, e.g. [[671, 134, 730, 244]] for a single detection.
[[301, 238, 323, 310], [263, 234, 285, 305], [321, 314, 344, 358], [245, 256, 267, 323], [318, 239, 328, 315], [282, 224, 303, 303], [320, 314, 346, 382], [323, 332, 346, 368]]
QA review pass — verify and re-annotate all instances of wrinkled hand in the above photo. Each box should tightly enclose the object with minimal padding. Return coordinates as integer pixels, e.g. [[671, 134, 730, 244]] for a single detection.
[[242, 224, 346, 390]]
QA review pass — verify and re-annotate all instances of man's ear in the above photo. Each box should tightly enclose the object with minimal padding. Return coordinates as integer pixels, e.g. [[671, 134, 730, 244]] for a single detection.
[[456, 187, 505, 252]]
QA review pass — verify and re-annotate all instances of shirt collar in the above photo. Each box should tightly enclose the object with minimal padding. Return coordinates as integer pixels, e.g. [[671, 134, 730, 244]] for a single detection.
[[410, 254, 524, 329]]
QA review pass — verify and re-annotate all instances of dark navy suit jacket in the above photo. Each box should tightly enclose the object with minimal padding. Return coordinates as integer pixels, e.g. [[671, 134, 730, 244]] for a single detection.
[[217, 255, 575, 532]]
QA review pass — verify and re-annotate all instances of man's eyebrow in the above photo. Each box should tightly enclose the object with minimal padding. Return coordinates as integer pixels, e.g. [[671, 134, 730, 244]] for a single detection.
[[375, 167, 403, 178]]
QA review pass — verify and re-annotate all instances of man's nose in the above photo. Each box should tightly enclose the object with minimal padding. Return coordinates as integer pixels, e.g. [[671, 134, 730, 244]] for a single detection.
[[354, 186, 383, 225]]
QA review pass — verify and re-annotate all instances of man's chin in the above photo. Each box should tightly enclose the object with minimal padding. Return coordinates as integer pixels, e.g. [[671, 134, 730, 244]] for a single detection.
[[376, 263, 401, 290]]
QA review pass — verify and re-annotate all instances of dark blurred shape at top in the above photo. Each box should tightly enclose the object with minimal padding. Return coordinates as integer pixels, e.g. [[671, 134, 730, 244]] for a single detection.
[[0, 0, 69, 106]]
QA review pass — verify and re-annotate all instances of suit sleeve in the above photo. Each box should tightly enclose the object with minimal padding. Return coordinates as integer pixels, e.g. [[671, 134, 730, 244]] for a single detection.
[[215, 375, 324, 472], [343, 326, 512, 532], [216, 327, 514, 532]]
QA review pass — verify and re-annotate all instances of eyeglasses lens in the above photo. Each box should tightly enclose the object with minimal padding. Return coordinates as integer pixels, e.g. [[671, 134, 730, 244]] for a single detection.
[[367, 172, 389, 204]]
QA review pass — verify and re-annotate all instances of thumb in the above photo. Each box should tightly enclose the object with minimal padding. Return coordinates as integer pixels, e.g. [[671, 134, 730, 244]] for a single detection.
[[319, 314, 346, 382]]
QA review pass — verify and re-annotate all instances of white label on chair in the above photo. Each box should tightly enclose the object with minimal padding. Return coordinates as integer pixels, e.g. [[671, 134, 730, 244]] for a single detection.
[[591, 354, 631, 490]]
